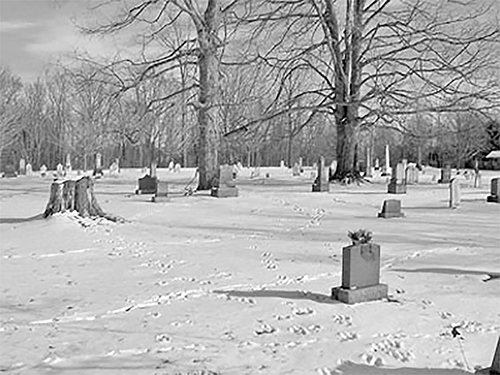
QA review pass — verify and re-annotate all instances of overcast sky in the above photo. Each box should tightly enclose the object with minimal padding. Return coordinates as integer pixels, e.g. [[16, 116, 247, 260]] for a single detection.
[[0, 0, 123, 81]]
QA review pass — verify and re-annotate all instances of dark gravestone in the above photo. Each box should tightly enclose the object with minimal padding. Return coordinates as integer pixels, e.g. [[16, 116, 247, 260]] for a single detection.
[[388, 162, 406, 194], [378, 199, 404, 218], [332, 243, 388, 304], [438, 164, 452, 184], [3, 164, 17, 178], [312, 156, 329, 192], [211, 164, 238, 198], [136, 175, 158, 195], [152, 181, 168, 202], [487, 178, 500, 203]]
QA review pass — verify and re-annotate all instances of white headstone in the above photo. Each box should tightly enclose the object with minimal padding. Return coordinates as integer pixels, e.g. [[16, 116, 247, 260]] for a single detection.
[[330, 160, 338, 176], [174, 163, 181, 173], [19, 158, 26, 175], [280, 160, 285, 168], [56, 163, 64, 179], [110, 162, 119, 175], [95, 153, 102, 170], [26, 163, 33, 176], [65, 153, 72, 173], [384, 145, 391, 175], [40, 165, 47, 177], [449, 178, 460, 209], [168, 161, 174, 172]]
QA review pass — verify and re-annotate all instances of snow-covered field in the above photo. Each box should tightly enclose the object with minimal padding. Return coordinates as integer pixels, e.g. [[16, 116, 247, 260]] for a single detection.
[[1, 167, 499, 374]]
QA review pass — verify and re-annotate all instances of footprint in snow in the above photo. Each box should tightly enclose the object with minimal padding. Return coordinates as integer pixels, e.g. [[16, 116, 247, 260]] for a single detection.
[[338, 331, 358, 342], [293, 307, 315, 316], [254, 323, 276, 336], [332, 314, 353, 326]]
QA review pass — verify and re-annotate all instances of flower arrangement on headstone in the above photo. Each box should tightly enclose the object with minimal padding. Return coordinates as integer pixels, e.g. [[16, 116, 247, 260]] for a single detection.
[[331, 229, 388, 304]]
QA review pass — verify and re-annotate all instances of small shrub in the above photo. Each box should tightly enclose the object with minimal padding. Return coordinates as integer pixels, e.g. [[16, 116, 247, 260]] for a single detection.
[[348, 229, 373, 245]]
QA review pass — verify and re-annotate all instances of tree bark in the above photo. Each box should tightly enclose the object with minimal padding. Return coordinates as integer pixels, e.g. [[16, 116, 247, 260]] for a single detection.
[[43, 176, 121, 222], [196, 0, 221, 191]]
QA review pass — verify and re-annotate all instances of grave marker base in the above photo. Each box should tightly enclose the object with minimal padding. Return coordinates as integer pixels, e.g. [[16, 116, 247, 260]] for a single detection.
[[387, 182, 406, 194], [487, 195, 500, 203], [331, 284, 388, 304], [152, 181, 168, 202], [312, 183, 329, 192], [211, 186, 238, 198]]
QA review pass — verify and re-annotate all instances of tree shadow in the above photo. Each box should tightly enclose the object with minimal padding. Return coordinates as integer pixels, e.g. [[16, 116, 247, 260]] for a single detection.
[[213, 289, 341, 304], [0, 213, 44, 224], [391, 267, 500, 282], [334, 361, 472, 374]]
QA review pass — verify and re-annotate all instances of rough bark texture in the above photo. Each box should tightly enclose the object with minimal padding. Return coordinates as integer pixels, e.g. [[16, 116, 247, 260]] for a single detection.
[[43, 176, 121, 222], [196, 0, 221, 191], [322, 0, 365, 183]]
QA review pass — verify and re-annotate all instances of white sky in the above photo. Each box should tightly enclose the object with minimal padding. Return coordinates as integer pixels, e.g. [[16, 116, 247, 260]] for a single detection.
[[0, 0, 124, 81]]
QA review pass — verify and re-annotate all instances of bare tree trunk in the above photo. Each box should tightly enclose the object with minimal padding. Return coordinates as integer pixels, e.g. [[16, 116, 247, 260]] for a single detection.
[[196, 0, 221, 191]]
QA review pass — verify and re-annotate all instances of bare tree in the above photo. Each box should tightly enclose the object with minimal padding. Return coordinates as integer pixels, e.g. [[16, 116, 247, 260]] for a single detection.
[[233, 0, 500, 181], [83, 0, 242, 190]]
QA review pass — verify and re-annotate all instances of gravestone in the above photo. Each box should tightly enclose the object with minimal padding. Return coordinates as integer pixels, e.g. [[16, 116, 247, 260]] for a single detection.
[[250, 166, 260, 179], [174, 163, 181, 173], [65, 154, 72, 174], [374, 158, 380, 171], [406, 163, 419, 185], [298, 157, 304, 173], [487, 178, 500, 203], [312, 156, 329, 192], [280, 160, 285, 168], [136, 175, 158, 195], [439, 164, 452, 184], [378, 199, 404, 218], [168, 161, 174, 172], [211, 164, 238, 198], [330, 160, 338, 176], [19, 158, 26, 175], [382, 145, 392, 176], [388, 162, 406, 194], [331, 241, 388, 304], [3, 164, 17, 178], [56, 163, 65, 179], [449, 178, 460, 209], [40, 165, 47, 177], [365, 147, 373, 178], [237, 161, 243, 171], [292, 163, 301, 176], [26, 163, 33, 176], [93, 153, 103, 177], [109, 162, 119, 175], [152, 180, 168, 202]]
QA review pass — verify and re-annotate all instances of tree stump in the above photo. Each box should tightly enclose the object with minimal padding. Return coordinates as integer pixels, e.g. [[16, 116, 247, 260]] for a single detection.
[[43, 176, 121, 222]]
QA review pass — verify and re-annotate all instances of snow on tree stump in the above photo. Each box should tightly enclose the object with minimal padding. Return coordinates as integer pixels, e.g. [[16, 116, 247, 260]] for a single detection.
[[43, 176, 121, 222]]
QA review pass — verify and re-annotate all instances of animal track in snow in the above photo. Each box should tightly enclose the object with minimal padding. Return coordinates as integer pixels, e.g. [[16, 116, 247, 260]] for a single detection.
[[338, 331, 358, 342], [332, 314, 353, 326], [293, 307, 316, 316], [261, 251, 278, 270], [368, 334, 414, 363], [254, 322, 277, 336], [288, 324, 322, 335]]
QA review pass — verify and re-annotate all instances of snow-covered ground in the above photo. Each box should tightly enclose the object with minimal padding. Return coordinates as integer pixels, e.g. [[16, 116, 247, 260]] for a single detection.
[[1, 167, 499, 374]]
